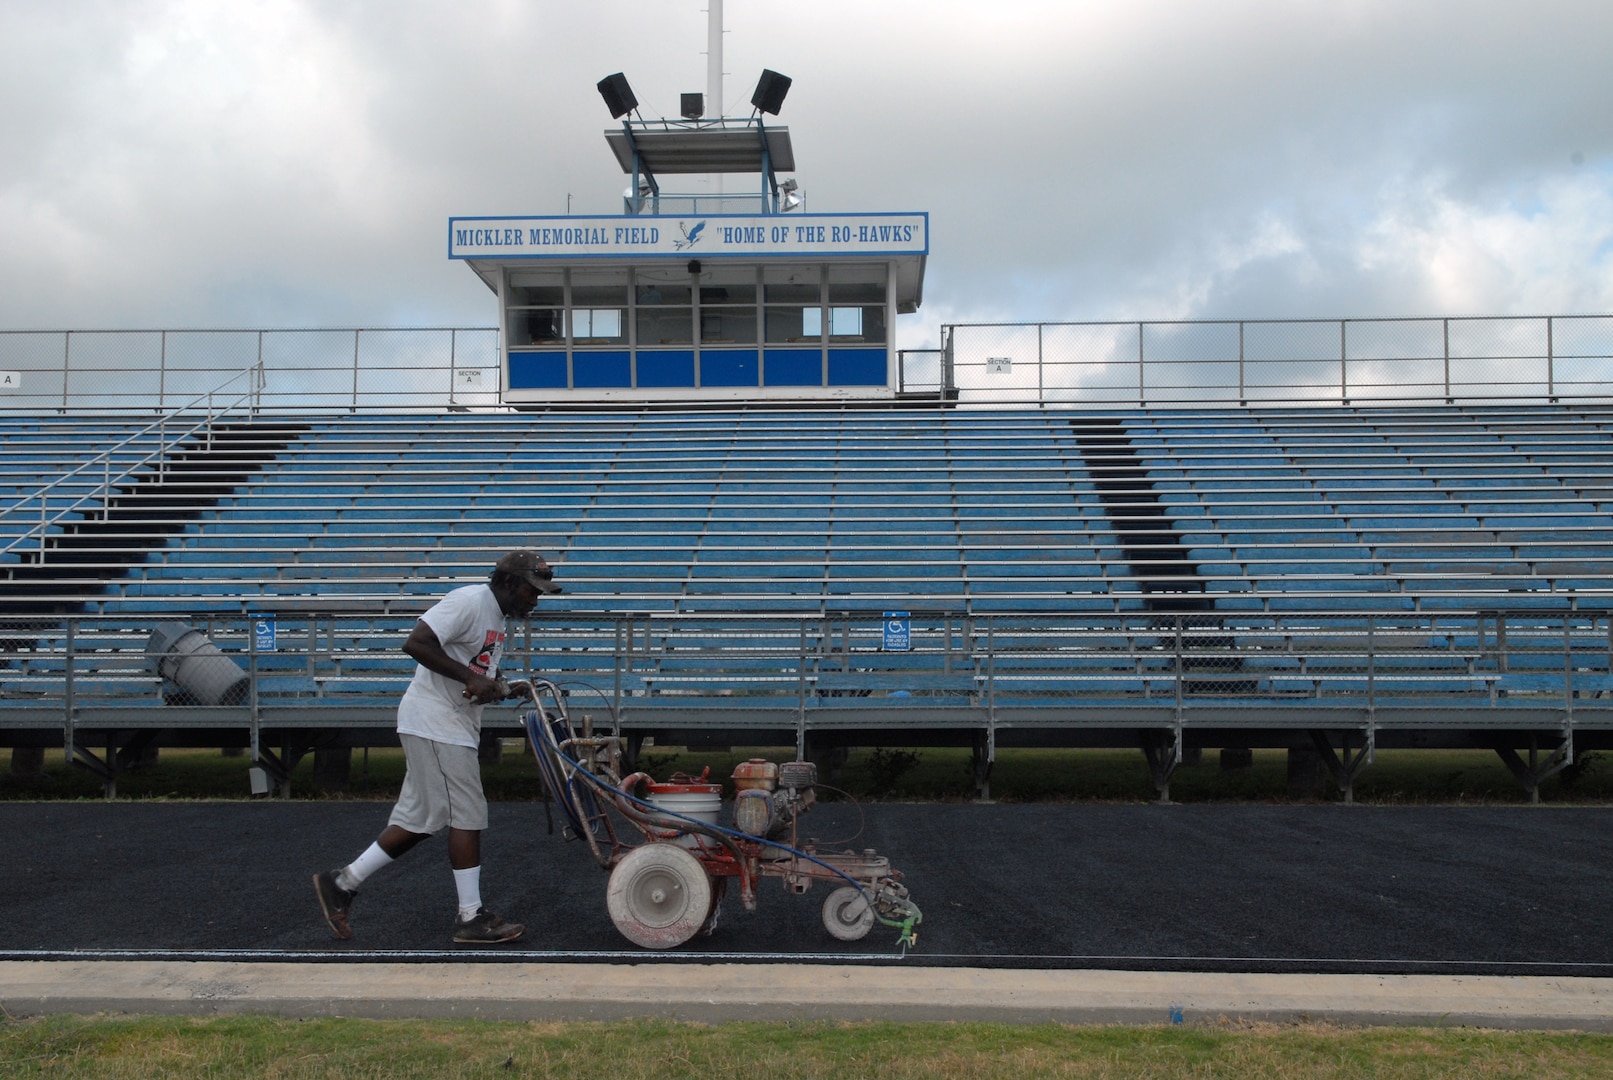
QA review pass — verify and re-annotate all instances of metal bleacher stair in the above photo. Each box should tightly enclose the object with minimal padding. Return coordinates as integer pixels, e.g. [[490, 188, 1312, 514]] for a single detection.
[[3, 403, 1612, 799]]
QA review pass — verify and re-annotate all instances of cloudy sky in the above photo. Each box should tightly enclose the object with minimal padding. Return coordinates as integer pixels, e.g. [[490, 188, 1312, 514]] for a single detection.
[[3, 0, 1610, 348]]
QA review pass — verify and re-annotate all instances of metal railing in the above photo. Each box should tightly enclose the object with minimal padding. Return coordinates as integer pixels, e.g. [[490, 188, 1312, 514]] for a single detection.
[[6, 609, 1605, 796], [939, 315, 1613, 406], [622, 192, 786, 216], [0, 328, 500, 413], [5, 608, 1607, 723], [7, 316, 1609, 413], [0, 362, 265, 558]]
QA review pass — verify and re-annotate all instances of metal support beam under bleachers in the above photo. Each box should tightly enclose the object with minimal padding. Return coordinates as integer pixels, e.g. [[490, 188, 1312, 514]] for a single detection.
[[1309, 728, 1376, 804], [1140, 727, 1183, 803], [67, 729, 162, 799], [1494, 732, 1574, 804]]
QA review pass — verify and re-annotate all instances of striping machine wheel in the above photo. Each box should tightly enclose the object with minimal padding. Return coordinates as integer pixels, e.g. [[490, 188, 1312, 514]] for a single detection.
[[820, 884, 876, 942], [606, 842, 714, 949]]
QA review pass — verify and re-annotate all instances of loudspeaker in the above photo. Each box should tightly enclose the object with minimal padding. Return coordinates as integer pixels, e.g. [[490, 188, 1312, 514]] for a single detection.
[[680, 92, 704, 119], [750, 69, 792, 116], [597, 73, 637, 119]]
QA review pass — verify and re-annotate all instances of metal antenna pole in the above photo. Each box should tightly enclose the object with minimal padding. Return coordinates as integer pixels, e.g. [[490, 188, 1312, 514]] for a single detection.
[[707, 0, 724, 199], [707, 0, 723, 107]]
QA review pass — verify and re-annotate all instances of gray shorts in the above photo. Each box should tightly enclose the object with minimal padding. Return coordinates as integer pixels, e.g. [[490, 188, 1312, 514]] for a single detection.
[[388, 733, 489, 833]]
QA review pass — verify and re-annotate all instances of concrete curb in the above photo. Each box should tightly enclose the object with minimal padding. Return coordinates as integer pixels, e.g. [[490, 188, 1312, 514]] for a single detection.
[[4, 962, 1613, 1029]]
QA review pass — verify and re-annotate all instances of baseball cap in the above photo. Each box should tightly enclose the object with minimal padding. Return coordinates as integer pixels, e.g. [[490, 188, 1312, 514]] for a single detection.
[[493, 550, 562, 594]]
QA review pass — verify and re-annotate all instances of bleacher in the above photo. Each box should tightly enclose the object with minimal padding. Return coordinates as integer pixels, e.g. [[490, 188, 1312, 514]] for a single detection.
[[3, 403, 1612, 799], [20, 404, 1607, 616], [3, 410, 1136, 614]]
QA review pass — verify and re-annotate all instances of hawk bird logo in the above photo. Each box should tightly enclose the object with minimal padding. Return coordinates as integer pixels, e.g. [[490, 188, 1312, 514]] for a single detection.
[[674, 220, 706, 250]]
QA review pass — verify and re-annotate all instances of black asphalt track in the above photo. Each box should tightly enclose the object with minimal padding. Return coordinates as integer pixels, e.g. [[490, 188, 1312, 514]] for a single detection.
[[5, 800, 1611, 975]]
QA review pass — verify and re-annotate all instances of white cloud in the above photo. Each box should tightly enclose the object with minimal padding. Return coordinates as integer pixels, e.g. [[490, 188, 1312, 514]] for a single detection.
[[1, 0, 1610, 335], [1358, 170, 1613, 315]]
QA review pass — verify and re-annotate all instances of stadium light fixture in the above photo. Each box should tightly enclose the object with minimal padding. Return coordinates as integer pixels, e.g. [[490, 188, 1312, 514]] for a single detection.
[[779, 178, 803, 212]]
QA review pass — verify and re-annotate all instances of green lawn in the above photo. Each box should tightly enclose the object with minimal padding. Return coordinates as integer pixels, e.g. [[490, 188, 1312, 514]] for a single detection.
[[3, 1015, 1612, 1079]]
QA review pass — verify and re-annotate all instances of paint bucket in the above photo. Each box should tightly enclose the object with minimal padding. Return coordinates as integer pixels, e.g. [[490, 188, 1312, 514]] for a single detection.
[[644, 776, 723, 847]]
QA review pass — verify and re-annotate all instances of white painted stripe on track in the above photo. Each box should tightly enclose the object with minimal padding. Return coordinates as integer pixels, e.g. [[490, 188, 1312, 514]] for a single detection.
[[0, 948, 908, 963], [4, 948, 1612, 972]]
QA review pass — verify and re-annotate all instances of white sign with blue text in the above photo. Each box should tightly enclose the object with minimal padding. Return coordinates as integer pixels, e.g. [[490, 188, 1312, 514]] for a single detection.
[[882, 612, 911, 652], [449, 213, 927, 260]]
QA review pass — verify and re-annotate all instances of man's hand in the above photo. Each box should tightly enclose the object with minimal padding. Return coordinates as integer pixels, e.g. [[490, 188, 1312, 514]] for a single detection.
[[461, 672, 507, 705], [461, 674, 532, 704]]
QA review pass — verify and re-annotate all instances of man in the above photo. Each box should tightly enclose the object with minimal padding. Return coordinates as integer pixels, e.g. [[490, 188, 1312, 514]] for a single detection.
[[314, 550, 560, 944]]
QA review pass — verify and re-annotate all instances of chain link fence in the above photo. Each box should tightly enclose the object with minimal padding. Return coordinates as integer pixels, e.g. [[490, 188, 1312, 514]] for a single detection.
[[6, 609, 1604, 795], [941, 316, 1613, 406], [0, 329, 501, 413], [6, 609, 1606, 721], [5, 319, 1609, 409]]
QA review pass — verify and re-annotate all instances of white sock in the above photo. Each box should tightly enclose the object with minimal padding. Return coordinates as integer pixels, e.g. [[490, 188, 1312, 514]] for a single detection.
[[454, 865, 483, 921], [338, 842, 393, 891]]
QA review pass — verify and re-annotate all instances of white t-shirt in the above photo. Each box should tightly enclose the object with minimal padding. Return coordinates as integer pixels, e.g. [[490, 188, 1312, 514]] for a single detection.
[[395, 583, 508, 748]]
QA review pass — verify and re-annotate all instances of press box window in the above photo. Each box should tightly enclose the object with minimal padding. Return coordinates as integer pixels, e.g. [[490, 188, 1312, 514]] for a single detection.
[[573, 309, 622, 340], [829, 306, 884, 343], [509, 310, 564, 346], [635, 271, 693, 345], [571, 275, 627, 344], [700, 275, 758, 345], [827, 268, 887, 344], [506, 277, 564, 347], [763, 267, 822, 344]]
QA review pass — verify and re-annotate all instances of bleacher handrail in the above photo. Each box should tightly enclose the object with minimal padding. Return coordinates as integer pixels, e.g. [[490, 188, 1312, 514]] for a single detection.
[[0, 362, 264, 560]]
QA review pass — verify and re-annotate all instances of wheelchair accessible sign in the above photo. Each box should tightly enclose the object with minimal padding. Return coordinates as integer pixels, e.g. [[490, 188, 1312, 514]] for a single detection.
[[882, 612, 911, 652], [253, 614, 277, 652]]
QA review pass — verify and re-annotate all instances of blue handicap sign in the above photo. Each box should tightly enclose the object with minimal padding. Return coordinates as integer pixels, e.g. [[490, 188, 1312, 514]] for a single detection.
[[883, 612, 911, 652], [253, 614, 277, 652]]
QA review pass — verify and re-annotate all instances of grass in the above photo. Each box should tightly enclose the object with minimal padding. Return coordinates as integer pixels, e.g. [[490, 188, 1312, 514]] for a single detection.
[[5, 743, 1612, 804], [2, 1015, 1612, 1079]]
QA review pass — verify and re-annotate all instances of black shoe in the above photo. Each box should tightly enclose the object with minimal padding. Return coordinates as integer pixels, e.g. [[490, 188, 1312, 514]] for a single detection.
[[313, 869, 356, 940], [452, 907, 524, 944]]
